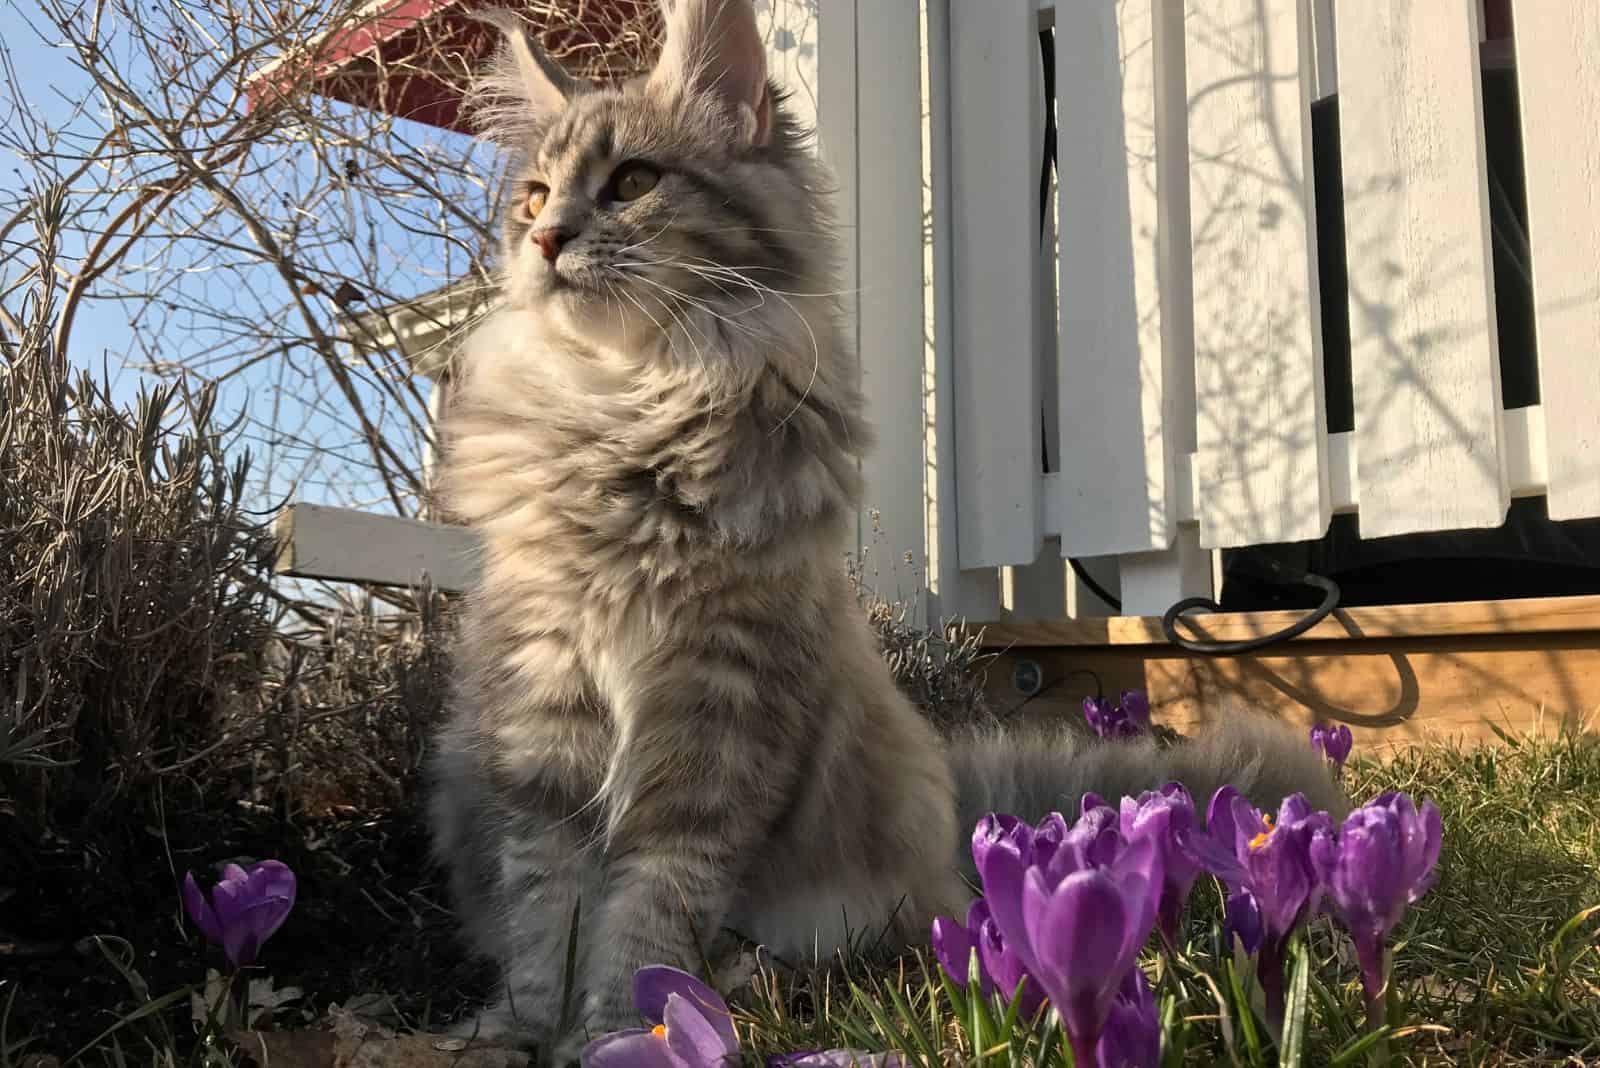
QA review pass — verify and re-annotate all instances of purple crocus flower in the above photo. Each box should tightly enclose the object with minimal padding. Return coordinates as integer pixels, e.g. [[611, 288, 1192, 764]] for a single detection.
[[1092, 966, 1161, 1068], [585, 967, 900, 1068], [1119, 783, 1203, 946], [1309, 722, 1354, 773], [1195, 788, 1332, 1024], [583, 966, 739, 1068], [982, 826, 1162, 1066], [1311, 792, 1442, 1028], [1081, 691, 1152, 740], [182, 860, 296, 968]]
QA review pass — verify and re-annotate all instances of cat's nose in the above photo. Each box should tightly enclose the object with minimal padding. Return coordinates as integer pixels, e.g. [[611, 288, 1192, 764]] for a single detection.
[[532, 227, 577, 262]]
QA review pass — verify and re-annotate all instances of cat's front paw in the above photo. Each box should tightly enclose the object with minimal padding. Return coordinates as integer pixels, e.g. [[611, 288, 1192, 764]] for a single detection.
[[447, 1001, 544, 1051]]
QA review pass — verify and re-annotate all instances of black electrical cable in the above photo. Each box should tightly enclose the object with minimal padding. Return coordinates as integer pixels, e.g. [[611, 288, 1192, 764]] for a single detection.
[[1035, 28, 1342, 653], [1161, 555, 1341, 656]]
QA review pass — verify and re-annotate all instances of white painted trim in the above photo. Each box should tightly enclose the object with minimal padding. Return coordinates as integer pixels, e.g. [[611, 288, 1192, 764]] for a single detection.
[[275, 503, 479, 592]]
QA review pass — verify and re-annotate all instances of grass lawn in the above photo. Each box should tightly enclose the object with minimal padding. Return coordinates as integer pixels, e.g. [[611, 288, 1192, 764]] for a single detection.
[[5, 725, 1597, 1067]]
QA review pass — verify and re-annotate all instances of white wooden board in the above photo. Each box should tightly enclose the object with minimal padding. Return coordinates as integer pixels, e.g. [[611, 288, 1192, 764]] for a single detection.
[[1054, 0, 1191, 559], [851, 0, 931, 604], [1512, 3, 1600, 520], [1184, 0, 1330, 550], [949, 0, 1042, 569], [275, 503, 479, 592], [1338, 0, 1507, 538]]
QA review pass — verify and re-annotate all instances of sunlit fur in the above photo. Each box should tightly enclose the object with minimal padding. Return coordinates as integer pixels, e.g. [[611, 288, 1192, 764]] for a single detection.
[[427, 1, 1346, 1059]]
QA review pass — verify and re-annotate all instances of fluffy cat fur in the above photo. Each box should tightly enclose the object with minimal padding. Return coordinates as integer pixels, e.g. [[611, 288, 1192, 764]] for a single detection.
[[427, 0, 1347, 1058]]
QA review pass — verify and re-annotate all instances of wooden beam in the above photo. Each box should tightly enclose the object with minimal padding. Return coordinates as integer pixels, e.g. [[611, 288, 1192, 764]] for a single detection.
[[274, 503, 478, 592], [977, 594, 1600, 648], [985, 630, 1599, 757]]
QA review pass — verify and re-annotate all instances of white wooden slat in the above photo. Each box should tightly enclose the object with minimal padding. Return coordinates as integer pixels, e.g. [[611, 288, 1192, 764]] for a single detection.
[[1310, 0, 1338, 100], [851, 0, 931, 611], [922, 0, 1003, 620], [1512, 3, 1600, 520], [1338, 1, 1507, 539], [1054, 0, 1190, 559], [1121, 527, 1211, 617], [1185, 0, 1330, 550], [949, 0, 1042, 569], [275, 503, 478, 592], [817, 0, 863, 563]]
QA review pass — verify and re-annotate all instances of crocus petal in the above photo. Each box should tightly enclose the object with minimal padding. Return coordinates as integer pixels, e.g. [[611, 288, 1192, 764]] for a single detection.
[[972, 814, 1024, 874], [582, 1029, 686, 1068], [1105, 839, 1162, 970], [632, 967, 736, 1053], [975, 832, 1039, 977], [1119, 691, 1151, 732], [1023, 868, 1129, 1044], [1224, 890, 1264, 955], [931, 915, 985, 991], [1093, 967, 1160, 1068], [662, 992, 736, 1067], [977, 914, 1045, 1019], [182, 873, 222, 944]]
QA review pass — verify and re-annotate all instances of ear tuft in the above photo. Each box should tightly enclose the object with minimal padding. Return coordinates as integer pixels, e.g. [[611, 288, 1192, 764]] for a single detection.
[[648, 0, 771, 145], [467, 10, 576, 142]]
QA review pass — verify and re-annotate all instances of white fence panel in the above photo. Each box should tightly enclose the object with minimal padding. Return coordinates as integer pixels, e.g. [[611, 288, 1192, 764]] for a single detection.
[[949, 0, 1043, 570], [1053, 0, 1189, 561], [1513, 4, 1600, 521], [1184, 0, 1330, 550], [1338, 0, 1507, 539]]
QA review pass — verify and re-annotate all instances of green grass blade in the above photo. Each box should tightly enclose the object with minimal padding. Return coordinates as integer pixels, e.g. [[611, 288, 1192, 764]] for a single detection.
[[1224, 958, 1265, 1068], [1278, 939, 1312, 1068], [1329, 1025, 1396, 1067]]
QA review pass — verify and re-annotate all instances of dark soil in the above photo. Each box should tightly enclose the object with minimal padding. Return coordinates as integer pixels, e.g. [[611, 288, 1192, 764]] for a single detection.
[[1, 798, 493, 1058]]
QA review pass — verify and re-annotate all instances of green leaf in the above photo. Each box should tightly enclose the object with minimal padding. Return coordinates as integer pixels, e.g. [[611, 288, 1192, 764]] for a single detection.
[[1224, 957, 1265, 1068], [1278, 939, 1312, 1068], [1329, 1025, 1396, 1067]]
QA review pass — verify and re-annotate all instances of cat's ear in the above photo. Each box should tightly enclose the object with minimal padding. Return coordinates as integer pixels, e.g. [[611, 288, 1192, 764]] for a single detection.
[[470, 11, 575, 139], [649, 0, 772, 145]]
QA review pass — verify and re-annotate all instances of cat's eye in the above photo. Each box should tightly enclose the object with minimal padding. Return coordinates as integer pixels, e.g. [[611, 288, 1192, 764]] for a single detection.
[[610, 161, 660, 203], [525, 183, 549, 219]]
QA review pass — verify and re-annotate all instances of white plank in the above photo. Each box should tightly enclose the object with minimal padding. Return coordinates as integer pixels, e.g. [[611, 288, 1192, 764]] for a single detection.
[[1338, 0, 1507, 538], [1310, 0, 1338, 100], [922, 0, 1003, 620], [1185, 0, 1330, 549], [817, 0, 863, 562], [275, 503, 478, 592], [949, 0, 1042, 568], [1512, 3, 1600, 520], [1054, 0, 1191, 559], [1044, 402, 1548, 526], [1120, 527, 1211, 617], [852, 0, 931, 611]]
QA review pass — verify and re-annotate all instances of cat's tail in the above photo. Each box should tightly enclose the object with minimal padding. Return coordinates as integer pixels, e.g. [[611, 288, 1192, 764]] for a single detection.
[[946, 710, 1349, 877]]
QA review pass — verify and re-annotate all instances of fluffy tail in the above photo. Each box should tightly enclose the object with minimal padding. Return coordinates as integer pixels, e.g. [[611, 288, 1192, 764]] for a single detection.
[[947, 710, 1349, 876]]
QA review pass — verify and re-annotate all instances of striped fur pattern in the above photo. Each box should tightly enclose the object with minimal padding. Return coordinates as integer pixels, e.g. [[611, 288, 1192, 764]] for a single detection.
[[427, 0, 1346, 1059]]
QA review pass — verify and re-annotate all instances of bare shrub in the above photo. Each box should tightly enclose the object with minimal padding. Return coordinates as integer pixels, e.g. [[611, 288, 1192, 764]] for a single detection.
[[0, 186, 274, 832]]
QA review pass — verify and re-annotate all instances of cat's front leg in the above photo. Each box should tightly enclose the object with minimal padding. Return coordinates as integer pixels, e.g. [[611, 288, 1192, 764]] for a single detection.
[[462, 807, 604, 1050], [562, 676, 799, 1055]]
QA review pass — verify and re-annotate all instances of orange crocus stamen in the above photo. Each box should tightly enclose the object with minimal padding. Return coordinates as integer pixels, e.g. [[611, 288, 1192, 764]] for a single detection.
[[652, 1025, 667, 1040], [1248, 813, 1276, 851]]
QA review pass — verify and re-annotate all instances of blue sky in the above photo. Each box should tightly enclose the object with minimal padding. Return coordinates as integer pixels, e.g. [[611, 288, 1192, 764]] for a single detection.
[[1, 1, 489, 513]]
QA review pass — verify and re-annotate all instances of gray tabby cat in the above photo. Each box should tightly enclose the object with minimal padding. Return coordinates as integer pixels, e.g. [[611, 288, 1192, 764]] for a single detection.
[[427, 0, 1346, 1058]]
